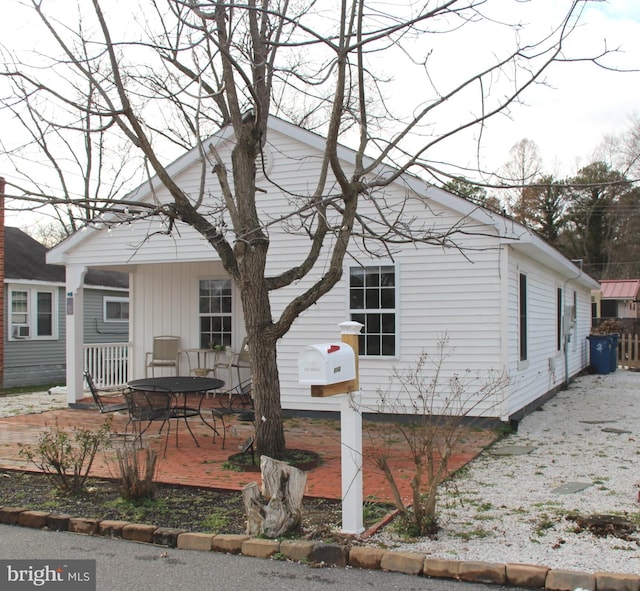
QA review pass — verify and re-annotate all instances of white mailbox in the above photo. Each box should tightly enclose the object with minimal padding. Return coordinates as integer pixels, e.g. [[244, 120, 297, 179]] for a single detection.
[[298, 343, 356, 386]]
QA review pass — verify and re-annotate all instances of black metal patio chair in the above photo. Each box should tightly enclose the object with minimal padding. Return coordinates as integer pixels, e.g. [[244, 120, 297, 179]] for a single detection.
[[123, 390, 173, 456], [215, 378, 253, 413], [84, 371, 128, 413]]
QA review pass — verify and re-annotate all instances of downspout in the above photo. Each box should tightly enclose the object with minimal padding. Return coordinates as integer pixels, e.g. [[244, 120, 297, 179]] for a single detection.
[[499, 243, 511, 422], [563, 259, 583, 390]]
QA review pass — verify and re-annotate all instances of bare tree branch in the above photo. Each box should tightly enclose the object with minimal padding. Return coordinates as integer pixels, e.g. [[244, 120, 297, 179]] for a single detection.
[[0, 0, 624, 458]]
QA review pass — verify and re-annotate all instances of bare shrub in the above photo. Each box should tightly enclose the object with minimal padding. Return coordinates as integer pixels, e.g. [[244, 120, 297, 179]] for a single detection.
[[115, 444, 159, 500], [366, 335, 508, 536], [18, 417, 113, 494]]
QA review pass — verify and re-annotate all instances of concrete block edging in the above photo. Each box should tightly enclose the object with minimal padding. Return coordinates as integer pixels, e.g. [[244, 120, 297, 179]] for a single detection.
[[1, 506, 639, 590]]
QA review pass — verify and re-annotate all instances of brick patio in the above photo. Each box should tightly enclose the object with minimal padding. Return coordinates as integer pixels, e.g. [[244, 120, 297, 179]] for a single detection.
[[0, 399, 497, 502]]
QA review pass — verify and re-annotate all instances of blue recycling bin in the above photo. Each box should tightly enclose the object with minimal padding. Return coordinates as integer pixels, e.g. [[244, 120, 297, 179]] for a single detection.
[[609, 334, 620, 373], [587, 335, 611, 375]]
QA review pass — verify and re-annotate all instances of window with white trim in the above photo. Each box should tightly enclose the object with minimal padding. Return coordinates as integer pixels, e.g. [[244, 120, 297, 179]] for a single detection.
[[9, 286, 57, 340], [349, 265, 396, 356], [519, 273, 528, 362], [199, 279, 232, 349], [104, 297, 129, 322]]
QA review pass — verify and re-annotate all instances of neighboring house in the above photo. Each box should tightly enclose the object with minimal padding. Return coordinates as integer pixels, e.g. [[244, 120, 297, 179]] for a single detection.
[[3, 227, 129, 388], [597, 279, 640, 319], [47, 117, 599, 424], [592, 279, 640, 336]]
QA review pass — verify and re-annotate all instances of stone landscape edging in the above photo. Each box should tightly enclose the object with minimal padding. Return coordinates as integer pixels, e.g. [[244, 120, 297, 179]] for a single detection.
[[2, 506, 639, 591]]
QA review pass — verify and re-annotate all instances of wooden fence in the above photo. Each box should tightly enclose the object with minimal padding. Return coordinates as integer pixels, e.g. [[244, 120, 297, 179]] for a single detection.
[[618, 334, 640, 370]]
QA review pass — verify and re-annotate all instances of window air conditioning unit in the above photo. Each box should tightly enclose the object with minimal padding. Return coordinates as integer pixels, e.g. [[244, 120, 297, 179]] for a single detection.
[[13, 325, 30, 338]]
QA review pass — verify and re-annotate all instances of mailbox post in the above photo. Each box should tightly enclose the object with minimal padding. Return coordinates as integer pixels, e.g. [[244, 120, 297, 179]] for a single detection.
[[338, 321, 364, 534], [297, 321, 364, 534]]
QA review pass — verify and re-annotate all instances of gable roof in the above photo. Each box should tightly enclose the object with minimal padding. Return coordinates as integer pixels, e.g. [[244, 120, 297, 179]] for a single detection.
[[600, 279, 640, 301], [48, 116, 507, 257], [5, 226, 128, 288], [46, 116, 598, 290]]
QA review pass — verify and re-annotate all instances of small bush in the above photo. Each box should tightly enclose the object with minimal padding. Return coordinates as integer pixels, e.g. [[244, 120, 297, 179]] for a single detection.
[[115, 445, 159, 500], [366, 335, 508, 537], [19, 418, 112, 494]]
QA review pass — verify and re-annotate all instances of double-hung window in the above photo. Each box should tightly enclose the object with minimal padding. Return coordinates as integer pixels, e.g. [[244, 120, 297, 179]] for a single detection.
[[9, 286, 57, 340], [199, 279, 232, 349], [349, 265, 397, 356]]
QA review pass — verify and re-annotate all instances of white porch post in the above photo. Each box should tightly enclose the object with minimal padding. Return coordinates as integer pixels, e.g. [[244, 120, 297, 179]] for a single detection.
[[65, 265, 86, 404]]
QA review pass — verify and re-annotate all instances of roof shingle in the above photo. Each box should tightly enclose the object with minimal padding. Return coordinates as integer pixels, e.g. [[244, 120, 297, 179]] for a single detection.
[[4, 226, 128, 288]]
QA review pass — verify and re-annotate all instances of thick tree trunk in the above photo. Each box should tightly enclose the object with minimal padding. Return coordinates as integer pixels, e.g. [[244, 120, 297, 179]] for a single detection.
[[237, 266, 287, 460], [232, 127, 287, 460], [246, 325, 286, 459]]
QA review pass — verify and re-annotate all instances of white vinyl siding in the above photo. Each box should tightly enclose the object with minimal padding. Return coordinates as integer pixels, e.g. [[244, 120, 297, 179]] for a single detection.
[[50, 118, 598, 421], [129, 262, 240, 377]]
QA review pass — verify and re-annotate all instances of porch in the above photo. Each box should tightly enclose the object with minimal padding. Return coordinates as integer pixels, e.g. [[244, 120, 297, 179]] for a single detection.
[[82, 342, 244, 392]]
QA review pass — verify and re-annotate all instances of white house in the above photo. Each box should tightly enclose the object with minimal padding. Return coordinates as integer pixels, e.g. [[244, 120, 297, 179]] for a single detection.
[[47, 117, 599, 424]]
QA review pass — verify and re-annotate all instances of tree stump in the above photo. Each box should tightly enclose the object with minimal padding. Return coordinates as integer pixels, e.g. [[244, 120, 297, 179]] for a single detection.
[[241, 455, 307, 538]]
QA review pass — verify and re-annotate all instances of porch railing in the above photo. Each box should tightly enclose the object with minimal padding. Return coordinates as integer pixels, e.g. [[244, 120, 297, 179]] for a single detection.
[[83, 342, 132, 389], [618, 334, 640, 370]]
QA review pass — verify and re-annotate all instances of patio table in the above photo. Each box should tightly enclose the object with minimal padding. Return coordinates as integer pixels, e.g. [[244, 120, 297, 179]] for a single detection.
[[180, 348, 218, 377], [127, 376, 224, 447]]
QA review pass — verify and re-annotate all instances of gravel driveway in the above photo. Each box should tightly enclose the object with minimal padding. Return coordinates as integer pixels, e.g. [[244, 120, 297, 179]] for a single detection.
[[374, 370, 640, 575]]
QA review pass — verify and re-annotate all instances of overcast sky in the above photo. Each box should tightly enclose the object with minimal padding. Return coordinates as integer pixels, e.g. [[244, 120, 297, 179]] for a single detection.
[[468, 0, 640, 179], [1, 0, 639, 228]]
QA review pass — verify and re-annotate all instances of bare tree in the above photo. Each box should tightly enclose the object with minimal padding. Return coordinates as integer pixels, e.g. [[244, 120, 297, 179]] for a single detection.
[[24, 221, 68, 249], [604, 113, 640, 182], [590, 116, 640, 277], [0, 0, 614, 458], [498, 139, 544, 224], [0, 40, 139, 237]]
